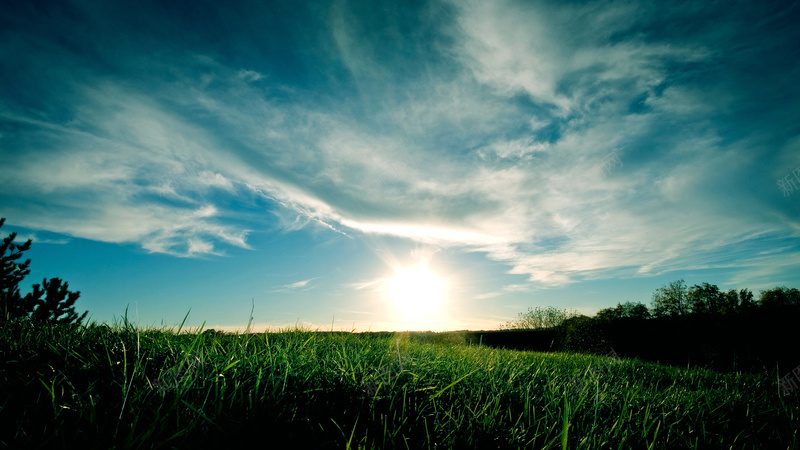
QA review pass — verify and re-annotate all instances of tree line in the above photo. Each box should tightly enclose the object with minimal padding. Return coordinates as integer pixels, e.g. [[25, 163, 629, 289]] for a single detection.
[[505, 279, 798, 329], [497, 280, 800, 373]]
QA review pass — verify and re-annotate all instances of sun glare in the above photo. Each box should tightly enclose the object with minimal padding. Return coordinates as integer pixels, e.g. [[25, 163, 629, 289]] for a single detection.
[[385, 264, 448, 324]]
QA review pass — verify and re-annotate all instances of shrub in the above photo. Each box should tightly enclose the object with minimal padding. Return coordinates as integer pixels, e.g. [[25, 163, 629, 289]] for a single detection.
[[502, 305, 579, 329], [0, 218, 86, 325]]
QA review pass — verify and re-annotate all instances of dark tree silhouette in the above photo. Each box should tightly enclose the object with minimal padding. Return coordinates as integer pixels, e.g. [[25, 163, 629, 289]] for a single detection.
[[625, 302, 651, 320], [596, 302, 650, 321], [560, 314, 605, 352], [24, 277, 87, 325], [0, 218, 32, 322], [719, 289, 740, 315], [759, 286, 800, 308], [651, 279, 689, 317], [737, 288, 755, 313], [687, 282, 722, 315], [595, 304, 622, 322], [0, 218, 86, 325]]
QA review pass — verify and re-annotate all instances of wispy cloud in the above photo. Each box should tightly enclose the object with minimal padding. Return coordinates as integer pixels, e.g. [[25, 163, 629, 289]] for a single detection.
[[285, 279, 315, 290], [270, 278, 321, 293], [1, 0, 798, 290], [11, 233, 69, 245]]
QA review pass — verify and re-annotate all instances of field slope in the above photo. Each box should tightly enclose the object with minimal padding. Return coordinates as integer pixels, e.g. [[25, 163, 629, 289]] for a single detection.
[[1, 321, 798, 449]]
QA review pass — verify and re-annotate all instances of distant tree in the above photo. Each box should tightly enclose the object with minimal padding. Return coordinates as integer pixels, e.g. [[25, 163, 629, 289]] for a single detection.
[[0, 218, 86, 325], [596, 302, 650, 322], [687, 283, 723, 315], [737, 288, 755, 313], [623, 302, 651, 320], [595, 304, 622, 322], [503, 306, 579, 329], [759, 287, 800, 308], [651, 279, 689, 317], [719, 289, 740, 315]]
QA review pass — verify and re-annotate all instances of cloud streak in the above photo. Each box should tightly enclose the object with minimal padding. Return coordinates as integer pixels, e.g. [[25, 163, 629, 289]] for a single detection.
[[1, 0, 799, 290]]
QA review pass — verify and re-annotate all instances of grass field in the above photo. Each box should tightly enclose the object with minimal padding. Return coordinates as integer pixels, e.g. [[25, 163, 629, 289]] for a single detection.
[[1, 318, 798, 449]]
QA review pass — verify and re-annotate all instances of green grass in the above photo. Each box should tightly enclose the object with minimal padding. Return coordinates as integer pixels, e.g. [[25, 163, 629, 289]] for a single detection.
[[1, 319, 798, 449]]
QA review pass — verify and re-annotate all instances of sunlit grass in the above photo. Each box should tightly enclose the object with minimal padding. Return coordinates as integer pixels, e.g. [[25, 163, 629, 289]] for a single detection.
[[1, 318, 797, 448]]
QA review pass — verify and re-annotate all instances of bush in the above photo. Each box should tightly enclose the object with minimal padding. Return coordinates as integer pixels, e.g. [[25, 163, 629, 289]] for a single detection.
[[559, 315, 607, 353], [502, 306, 578, 329], [0, 218, 86, 325], [0, 218, 31, 322]]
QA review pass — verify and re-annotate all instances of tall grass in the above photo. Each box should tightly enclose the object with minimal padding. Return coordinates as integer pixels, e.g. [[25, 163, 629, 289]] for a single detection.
[[1, 318, 797, 448]]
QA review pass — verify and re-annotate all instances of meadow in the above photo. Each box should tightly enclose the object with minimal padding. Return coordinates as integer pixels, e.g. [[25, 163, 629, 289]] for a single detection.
[[1, 318, 798, 449]]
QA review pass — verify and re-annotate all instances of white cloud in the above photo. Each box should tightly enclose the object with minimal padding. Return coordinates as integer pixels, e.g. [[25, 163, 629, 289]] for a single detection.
[[487, 137, 549, 160], [10, 233, 69, 245], [2, 0, 798, 291], [236, 69, 264, 82], [286, 279, 314, 289], [451, 0, 569, 110], [0, 81, 254, 257], [270, 278, 321, 293]]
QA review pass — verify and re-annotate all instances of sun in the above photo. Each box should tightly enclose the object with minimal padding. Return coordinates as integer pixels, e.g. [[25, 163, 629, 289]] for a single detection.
[[385, 264, 448, 321]]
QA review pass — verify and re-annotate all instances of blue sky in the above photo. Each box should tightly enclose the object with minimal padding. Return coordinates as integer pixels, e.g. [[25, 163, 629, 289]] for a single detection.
[[2, 0, 799, 331]]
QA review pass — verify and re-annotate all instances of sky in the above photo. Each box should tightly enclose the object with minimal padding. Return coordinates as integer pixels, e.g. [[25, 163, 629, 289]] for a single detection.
[[1, 0, 800, 332]]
